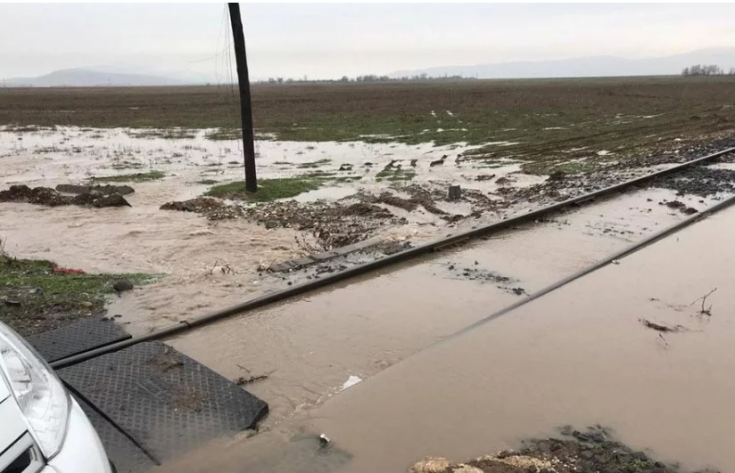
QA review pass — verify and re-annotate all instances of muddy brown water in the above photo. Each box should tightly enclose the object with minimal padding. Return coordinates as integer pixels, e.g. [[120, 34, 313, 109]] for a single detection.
[[157, 202, 735, 473], [166, 188, 705, 428]]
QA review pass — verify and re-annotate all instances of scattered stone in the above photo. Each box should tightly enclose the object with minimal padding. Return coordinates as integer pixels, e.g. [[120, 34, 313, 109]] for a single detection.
[[339, 164, 353, 171], [412, 426, 715, 473], [410, 457, 450, 473], [112, 280, 134, 296], [495, 176, 511, 185]]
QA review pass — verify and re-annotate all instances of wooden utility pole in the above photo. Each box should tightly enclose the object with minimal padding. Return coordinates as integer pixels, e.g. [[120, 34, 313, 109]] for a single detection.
[[228, 2, 257, 192]]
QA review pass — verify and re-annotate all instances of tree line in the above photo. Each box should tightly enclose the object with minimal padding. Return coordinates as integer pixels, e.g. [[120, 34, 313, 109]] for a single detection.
[[258, 73, 471, 84], [682, 64, 735, 76]]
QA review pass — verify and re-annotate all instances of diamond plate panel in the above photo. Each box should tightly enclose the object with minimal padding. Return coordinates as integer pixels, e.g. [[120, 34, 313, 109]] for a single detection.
[[59, 342, 269, 461], [74, 396, 157, 473], [27, 316, 130, 363]]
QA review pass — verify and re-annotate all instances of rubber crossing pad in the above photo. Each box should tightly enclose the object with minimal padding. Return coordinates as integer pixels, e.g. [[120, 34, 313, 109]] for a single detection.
[[74, 396, 157, 473], [59, 341, 269, 462], [27, 316, 131, 363]]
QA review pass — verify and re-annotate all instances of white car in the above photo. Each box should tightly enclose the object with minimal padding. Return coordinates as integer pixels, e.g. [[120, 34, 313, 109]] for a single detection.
[[0, 321, 113, 473]]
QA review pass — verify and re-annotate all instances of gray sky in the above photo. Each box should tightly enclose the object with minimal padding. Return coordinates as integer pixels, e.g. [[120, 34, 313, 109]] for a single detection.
[[1, 3, 735, 81]]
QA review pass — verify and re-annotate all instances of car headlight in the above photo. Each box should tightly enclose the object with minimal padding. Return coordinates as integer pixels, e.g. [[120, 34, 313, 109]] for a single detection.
[[0, 323, 70, 459]]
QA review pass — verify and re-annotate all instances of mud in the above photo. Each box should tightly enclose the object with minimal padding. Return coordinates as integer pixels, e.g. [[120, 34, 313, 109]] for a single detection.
[[0, 184, 131, 208], [160, 196, 245, 220], [243, 199, 407, 249], [411, 426, 714, 473]]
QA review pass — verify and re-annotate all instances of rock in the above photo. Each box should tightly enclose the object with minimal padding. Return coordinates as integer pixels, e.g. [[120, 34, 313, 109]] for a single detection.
[[92, 194, 132, 208], [112, 280, 134, 296], [338, 164, 353, 171], [71, 192, 100, 206], [495, 176, 511, 185], [410, 457, 450, 473], [683, 207, 698, 215]]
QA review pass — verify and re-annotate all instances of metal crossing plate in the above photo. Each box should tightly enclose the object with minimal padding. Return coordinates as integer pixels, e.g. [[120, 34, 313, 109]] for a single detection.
[[59, 341, 269, 462], [27, 316, 131, 363]]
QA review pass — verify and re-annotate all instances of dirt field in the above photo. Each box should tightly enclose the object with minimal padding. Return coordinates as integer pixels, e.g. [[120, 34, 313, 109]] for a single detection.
[[2, 77, 735, 173]]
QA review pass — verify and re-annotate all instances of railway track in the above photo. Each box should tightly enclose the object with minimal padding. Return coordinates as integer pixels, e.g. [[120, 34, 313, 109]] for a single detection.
[[50, 145, 735, 370]]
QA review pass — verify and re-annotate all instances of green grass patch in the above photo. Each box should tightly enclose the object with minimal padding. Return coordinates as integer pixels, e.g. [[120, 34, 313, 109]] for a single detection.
[[206, 177, 325, 202], [91, 170, 165, 183], [0, 256, 157, 337]]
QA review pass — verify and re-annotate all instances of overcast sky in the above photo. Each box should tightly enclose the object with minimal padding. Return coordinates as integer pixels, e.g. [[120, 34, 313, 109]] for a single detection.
[[1, 3, 735, 81]]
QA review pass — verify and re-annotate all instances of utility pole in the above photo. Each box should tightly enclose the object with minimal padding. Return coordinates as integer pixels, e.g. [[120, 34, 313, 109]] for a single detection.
[[228, 2, 257, 192]]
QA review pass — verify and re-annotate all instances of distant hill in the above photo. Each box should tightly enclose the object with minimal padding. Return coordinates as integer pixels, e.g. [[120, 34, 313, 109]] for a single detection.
[[2, 68, 187, 87], [389, 48, 735, 79]]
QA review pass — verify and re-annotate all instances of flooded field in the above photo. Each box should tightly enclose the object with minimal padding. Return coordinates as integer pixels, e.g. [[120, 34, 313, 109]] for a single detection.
[[4, 125, 727, 334], [0, 95, 734, 472], [158, 200, 735, 473]]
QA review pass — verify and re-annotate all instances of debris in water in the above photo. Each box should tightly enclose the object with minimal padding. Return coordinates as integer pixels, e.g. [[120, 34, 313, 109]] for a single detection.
[[691, 287, 717, 316], [639, 318, 681, 333], [318, 434, 331, 448], [160, 196, 244, 220], [341, 375, 362, 391], [235, 373, 269, 386]]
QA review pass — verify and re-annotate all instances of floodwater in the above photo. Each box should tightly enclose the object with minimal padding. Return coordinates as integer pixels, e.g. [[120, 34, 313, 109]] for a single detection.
[[157, 199, 735, 473], [166, 186, 704, 428], [0, 126, 551, 334]]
